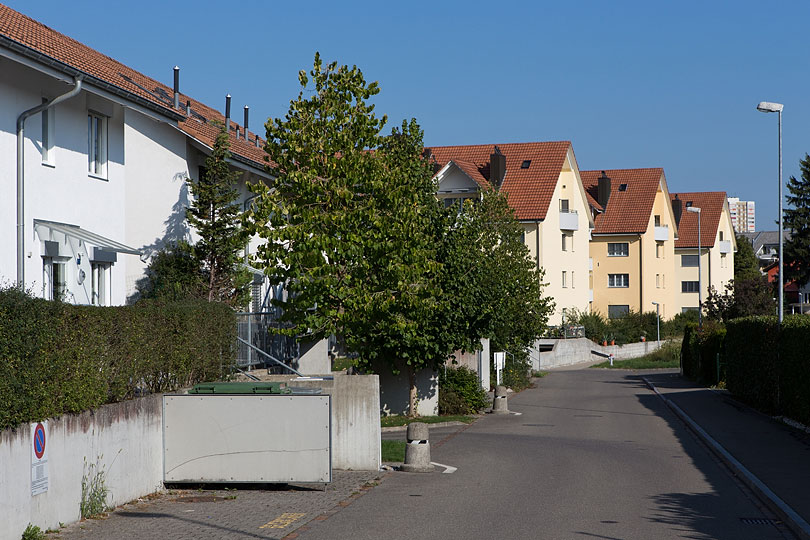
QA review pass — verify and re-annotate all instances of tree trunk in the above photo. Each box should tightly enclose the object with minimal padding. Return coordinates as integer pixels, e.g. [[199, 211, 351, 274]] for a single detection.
[[408, 365, 418, 418]]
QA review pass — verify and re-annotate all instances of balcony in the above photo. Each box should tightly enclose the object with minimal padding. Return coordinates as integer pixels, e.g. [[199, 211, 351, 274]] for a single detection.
[[559, 209, 579, 231], [718, 240, 732, 254], [654, 225, 669, 241]]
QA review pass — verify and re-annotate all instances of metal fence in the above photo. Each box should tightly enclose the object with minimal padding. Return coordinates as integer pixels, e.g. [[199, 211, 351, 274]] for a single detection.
[[235, 312, 299, 371]]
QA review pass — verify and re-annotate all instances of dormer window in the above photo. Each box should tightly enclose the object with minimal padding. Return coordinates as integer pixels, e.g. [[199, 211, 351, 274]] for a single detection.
[[618, 184, 627, 192], [686, 201, 693, 207], [521, 160, 531, 169]]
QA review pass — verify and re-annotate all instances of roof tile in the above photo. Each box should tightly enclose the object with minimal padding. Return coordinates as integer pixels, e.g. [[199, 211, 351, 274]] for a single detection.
[[581, 168, 664, 234], [670, 191, 728, 248]]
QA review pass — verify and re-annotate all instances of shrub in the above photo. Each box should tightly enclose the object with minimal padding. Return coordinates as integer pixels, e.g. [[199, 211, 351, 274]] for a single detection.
[[0, 288, 236, 431], [439, 366, 487, 414], [502, 355, 532, 391], [725, 316, 779, 413], [779, 315, 810, 424], [681, 321, 726, 386], [663, 310, 699, 338]]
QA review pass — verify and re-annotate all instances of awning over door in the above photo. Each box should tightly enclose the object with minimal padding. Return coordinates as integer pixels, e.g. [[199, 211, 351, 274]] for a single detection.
[[33, 219, 141, 256]]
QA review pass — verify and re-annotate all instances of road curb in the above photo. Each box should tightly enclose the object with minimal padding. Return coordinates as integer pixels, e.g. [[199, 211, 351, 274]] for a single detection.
[[643, 376, 810, 540], [380, 420, 473, 433]]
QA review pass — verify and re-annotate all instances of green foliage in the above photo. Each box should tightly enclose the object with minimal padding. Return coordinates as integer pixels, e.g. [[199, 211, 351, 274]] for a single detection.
[[662, 310, 699, 337], [439, 366, 488, 414], [578, 311, 608, 342], [80, 456, 110, 518], [500, 355, 533, 392], [681, 322, 726, 385], [576, 309, 662, 344], [0, 287, 236, 431], [704, 277, 776, 323], [725, 316, 780, 413], [136, 241, 206, 301], [784, 154, 810, 288], [778, 315, 810, 424], [591, 342, 681, 369], [21, 524, 45, 540], [186, 122, 250, 307], [380, 414, 474, 427], [734, 234, 761, 281]]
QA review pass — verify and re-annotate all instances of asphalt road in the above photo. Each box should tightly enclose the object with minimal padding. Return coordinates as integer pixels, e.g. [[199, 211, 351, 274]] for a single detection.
[[301, 369, 795, 540]]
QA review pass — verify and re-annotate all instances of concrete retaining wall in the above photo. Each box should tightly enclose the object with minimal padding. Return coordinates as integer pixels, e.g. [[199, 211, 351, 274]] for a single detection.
[[0, 395, 164, 540], [532, 338, 663, 370]]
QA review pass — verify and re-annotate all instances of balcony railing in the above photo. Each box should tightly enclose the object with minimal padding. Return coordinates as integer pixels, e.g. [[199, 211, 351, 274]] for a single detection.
[[654, 225, 669, 241], [718, 240, 732, 254], [559, 209, 579, 231]]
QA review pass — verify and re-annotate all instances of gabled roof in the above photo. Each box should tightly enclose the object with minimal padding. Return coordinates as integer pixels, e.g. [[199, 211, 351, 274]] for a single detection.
[[581, 168, 665, 234], [0, 4, 267, 170], [436, 160, 491, 190], [669, 191, 727, 249], [427, 142, 571, 221]]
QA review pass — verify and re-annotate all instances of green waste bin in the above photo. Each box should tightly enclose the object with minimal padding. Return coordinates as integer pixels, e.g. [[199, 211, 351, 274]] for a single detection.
[[188, 382, 291, 395]]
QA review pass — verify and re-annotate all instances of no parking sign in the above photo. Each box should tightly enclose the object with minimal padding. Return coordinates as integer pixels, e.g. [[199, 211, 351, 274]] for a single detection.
[[31, 421, 49, 496]]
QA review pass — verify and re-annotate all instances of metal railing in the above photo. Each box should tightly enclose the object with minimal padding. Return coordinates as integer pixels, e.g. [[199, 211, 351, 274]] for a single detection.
[[236, 311, 299, 371]]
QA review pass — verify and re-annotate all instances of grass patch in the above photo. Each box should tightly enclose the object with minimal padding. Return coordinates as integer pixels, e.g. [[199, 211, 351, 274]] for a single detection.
[[331, 356, 357, 371], [381, 440, 406, 462], [591, 343, 680, 370], [380, 415, 475, 428], [532, 370, 547, 378]]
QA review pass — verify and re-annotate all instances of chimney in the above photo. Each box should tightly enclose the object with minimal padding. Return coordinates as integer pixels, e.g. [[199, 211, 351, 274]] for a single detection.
[[672, 194, 683, 226], [185, 100, 191, 116], [489, 145, 506, 188], [255, 134, 260, 148], [244, 106, 249, 140], [597, 171, 611, 208], [224, 94, 231, 132], [173, 66, 180, 109]]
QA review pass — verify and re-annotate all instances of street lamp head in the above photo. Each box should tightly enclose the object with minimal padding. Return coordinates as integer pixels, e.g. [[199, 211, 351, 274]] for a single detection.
[[651, 301, 659, 306], [757, 101, 784, 113], [686, 206, 701, 214]]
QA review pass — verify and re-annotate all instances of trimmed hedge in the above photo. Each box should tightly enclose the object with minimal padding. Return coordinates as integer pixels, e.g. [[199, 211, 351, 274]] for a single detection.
[[0, 288, 236, 431], [681, 322, 726, 386]]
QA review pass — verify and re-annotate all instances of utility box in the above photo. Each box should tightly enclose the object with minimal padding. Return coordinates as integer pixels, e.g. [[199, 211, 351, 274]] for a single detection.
[[163, 384, 331, 484]]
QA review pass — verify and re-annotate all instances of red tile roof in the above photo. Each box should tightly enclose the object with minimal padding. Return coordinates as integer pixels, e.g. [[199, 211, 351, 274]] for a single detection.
[[447, 160, 491, 190], [0, 4, 267, 169], [670, 191, 727, 248], [581, 168, 665, 234], [427, 142, 571, 220]]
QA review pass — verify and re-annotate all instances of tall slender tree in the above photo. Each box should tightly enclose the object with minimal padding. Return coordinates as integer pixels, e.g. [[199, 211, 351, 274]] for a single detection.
[[784, 154, 810, 288], [186, 122, 250, 307]]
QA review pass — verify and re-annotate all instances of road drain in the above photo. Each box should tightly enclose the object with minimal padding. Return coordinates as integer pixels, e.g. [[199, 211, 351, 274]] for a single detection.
[[740, 518, 781, 525]]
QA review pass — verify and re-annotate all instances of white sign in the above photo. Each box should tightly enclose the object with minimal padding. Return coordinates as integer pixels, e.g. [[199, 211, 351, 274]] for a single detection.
[[494, 352, 506, 385], [31, 421, 49, 496]]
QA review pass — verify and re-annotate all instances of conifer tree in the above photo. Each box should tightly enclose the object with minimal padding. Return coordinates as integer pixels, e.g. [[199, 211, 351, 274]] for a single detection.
[[784, 154, 810, 288]]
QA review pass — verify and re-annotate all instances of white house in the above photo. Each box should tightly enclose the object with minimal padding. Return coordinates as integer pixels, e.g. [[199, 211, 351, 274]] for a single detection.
[[0, 5, 270, 306]]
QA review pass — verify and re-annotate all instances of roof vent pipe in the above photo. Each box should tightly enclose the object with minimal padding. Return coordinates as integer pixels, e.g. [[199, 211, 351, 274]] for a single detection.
[[186, 100, 191, 116], [173, 66, 180, 109], [224, 94, 231, 133], [597, 171, 611, 208], [244, 106, 249, 140], [255, 134, 260, 147]]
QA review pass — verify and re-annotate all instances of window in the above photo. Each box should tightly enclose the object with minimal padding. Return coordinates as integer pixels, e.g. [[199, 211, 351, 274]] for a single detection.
[[519, 231, 526, 244], [608, 305, 629, 319], [521, 160, 531, 169], [682, 306, 699, 313], [656, 241, 663, 258], [656, 274, 660, 288], [41, 100, 54, 165], [92, 263, 111, 306], [562, 233, 567, 251], [608, 273, 629, 288], [561, 232, 573, 252], [654, 215, 661, 227], [719, 231, 724, 241], [682, 281, 700, 293], [43, 259, 66, 301], [88, 112, 107, 178], [661, 274, 665, 288], [681, 254, 699, 267], [571, 271, 575, 289], [721, 253, 727, 268], [618, 184, 627, 192], [607, 242, 629, 257], [562, 271, 567, 288], [559, 199, 569, 212]]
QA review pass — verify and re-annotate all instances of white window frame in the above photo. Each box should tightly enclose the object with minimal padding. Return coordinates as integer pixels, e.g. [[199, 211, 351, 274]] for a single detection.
[[681, 281, 700, 293], [41, 100, 55, 166], [91, 262, 112, 306], [88, 111, 108, 179], [43, 258, 67, 301], [608, 242, 629, 257], [608, 273, 629, 288], [656, 241, 663, 258]]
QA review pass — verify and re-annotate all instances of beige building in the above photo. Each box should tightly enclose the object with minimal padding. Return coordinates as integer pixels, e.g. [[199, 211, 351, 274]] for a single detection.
[[429, 142, 594, 325], [582, 168, 679, 319], [670, 192, 736, 314]]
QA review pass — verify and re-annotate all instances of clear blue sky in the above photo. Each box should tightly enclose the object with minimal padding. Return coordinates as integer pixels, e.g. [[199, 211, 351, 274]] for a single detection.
[[7, 0, 808, 229]]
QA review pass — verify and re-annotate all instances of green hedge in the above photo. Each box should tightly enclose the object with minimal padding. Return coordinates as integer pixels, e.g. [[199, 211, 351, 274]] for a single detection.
[[724, 315, 810, 424], [0, 288, 236, 431], [439, 366, 488, 415], [681, 322, 726, 386]]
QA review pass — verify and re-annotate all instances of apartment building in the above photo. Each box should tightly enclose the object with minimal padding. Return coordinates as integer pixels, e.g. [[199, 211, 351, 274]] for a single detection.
[[428, 142, 594, 325], [582, 168, 678, 319], [670, 192, 736, 313], [728, 197, 756, 233]]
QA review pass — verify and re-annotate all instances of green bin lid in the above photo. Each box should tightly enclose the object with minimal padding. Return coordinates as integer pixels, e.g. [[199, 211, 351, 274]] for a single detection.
[[189, 382, 290, 395]]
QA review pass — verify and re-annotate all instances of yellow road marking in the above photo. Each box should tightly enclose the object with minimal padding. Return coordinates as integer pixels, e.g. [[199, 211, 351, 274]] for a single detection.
[[259, 512, 307, 529]]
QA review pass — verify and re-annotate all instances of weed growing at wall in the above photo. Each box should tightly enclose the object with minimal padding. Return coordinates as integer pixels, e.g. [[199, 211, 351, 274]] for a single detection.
[[80, 456, 110, 519], [21, 524, 46, 540]]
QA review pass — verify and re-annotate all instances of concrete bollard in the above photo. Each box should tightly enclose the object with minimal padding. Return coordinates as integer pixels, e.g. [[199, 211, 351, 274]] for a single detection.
[[401, 422, 434, 473], [492, 385, 509, 414]]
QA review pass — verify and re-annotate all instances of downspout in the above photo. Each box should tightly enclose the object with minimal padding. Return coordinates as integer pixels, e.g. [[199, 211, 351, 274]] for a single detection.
[[535, 221, 541, 270], [16, 77, 83, 287]]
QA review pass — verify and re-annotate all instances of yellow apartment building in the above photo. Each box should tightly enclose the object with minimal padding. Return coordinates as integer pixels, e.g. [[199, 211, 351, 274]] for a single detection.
[[429, 142, 594, 325], [581, 168, 679, 319], [670, 192, 736, 313]]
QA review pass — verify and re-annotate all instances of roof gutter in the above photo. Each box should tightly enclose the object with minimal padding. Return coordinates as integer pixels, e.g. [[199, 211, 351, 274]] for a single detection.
[[16, 76, 83, 287], [0, 35, 184, 122]]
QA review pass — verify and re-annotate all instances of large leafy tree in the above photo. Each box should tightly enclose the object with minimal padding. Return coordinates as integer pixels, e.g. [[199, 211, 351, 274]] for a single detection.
[[186, 122, 250, 307], [784, 154, 810, 288]]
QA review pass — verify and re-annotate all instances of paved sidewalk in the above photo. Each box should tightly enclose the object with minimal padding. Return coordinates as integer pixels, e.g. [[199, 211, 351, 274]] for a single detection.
[[49, 470, 385, 540], [645, 372, 810, 540]]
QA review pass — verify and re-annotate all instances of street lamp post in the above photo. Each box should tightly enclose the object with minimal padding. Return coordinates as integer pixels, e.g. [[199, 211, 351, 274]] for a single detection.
[[687, 206, 702, 330], [757, 101, 784, 324], [651, 301, 660, 345]]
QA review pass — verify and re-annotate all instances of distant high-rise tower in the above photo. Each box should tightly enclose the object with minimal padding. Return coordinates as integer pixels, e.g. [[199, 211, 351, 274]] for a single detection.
[[728, 197, 756, 233]]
